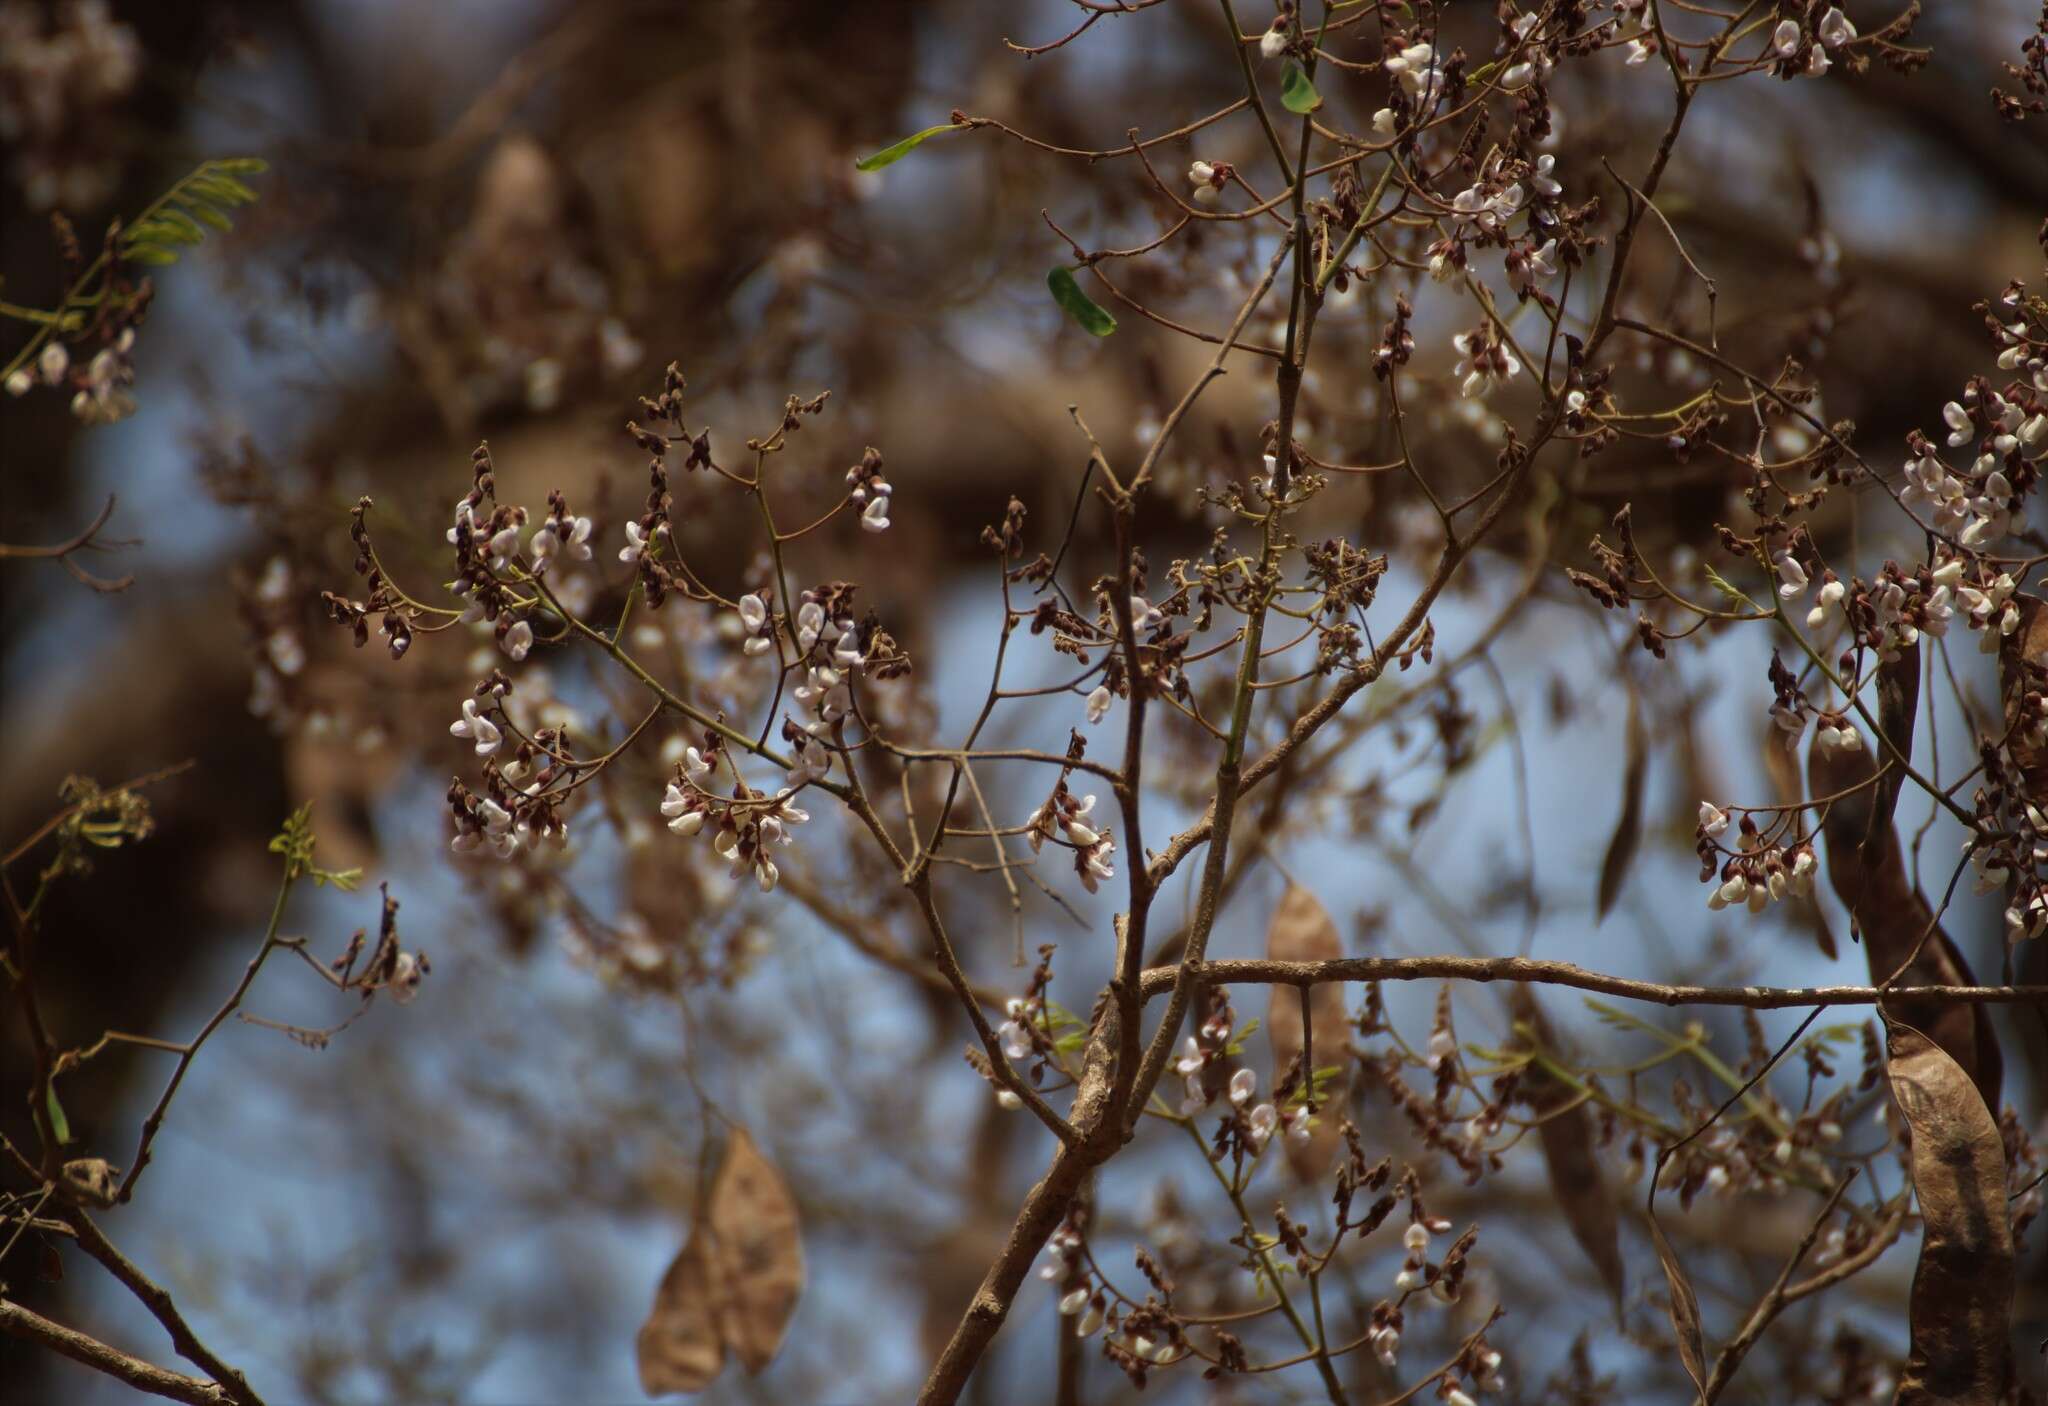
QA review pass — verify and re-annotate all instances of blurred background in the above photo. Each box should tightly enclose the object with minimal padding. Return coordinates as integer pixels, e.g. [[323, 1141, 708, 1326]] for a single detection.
[[3, 1, 2047, 1401]]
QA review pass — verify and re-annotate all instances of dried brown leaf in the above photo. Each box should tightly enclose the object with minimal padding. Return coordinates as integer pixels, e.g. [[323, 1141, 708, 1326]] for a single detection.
[[636, 1127, 805, 1396], [1807, 738, 2002, 1110], [1885, 1023, 2015, 1404], [1595, 685, 1647, 921], [1648, 1211, 1709, 1401], [1507, 986, 1624, 1310], [1265, 884, 1348, 1181], [708, 1127, 805, 1374], [1763, 720, 1836, 960], [1999, 593, 2048, 798], [1868, 640, 1920, 850], [637, 1228, 725, 1396]]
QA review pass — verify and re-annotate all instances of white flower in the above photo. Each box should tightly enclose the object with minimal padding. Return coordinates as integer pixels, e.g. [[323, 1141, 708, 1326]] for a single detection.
[[860, 495, 891, 532], [1816, 718, 1861, 754], [1000, 1019, 1032, 1060], [1175, 1035, 1205, 1077], [1385, 41, 1436, 95], [1818, 6, 1856, 46], [755, 856, 780, 892], [388, 950, 427, 1004], [684, 745, 714, 781], [1508, 238, 1556, 291], [1372, 1325, 1400, 1367], [1247, 1102, 1278, 1150], [38, 341, 69, 384], [1699, 802, 1730, 838], [1228, 1068, 1257, 1105], [1372, 107, 1397, 137], [1446, 1389, 1478, 1406], [620, 520, 657, 563], [1531, 153, 1561, 198], [1774, 550, 1809, 598], [1058, 1287, 1089, 1316], [1942, 400, 1974, 447], [1259, 23, 1287, 59], [1451, 330, 1520, 397], [450, 697, 502, 755], [531, 515, 592, 569], [738, 592, 769, 634], [1624, 37, 1654, 64], [1805, 44, 1830, 76], [1451, 179, 1523, 231], [1404, 1221, 1430, 1253], [1500, 62, 1534, 90], [266, 630, 305, 677], [1085, 685, 1112, 724], [502, 619, 533, 661], [996, 1088, 1023, 1110], [1772, 19, 1800, 55], [1426, 1027, 1457, 1069], [796, 600, 826, 652], [4, 368, 31, 396]]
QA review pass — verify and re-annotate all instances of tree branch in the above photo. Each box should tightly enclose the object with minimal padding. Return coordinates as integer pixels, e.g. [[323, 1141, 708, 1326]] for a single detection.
[[1135, 955, 2047, 1008], [0, 1298, 234, 1406]]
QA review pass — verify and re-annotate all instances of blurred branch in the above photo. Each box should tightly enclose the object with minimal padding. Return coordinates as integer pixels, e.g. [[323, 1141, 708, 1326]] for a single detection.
[[0, 493, 137, 592]]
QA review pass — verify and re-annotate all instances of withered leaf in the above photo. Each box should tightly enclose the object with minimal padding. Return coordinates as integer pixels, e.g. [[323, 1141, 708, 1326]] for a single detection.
[[1999, 593, 2047, 799], [707, 1127, 804, 1374], [1763, 719, 1837, 960], [637, 1127, 805, 1397], [637, 1229, 724, 1395], [1867, 641, 1920, 852], [1648, 1211, 1708, 1400], [1265, 884, 1349, 1181], [1885, 1023, 2015, 1404], [1807, 737, 2002, 1111], [1507, 987, 1624, 1310], [1595, 684, 1647, 921]]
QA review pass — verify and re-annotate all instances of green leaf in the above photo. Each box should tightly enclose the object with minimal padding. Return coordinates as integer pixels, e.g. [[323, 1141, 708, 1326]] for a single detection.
[[188, 175, 258, 207], [1046, 267, 1117, 337], [130, 216, 202, 246], [1280, 63, 1323, 114], [186, 203, 233, 232], [854, 124, 959, 172], [1703, 565, 1757, 610], [125, 246, 181, 266], [46, 1085, 71, 1145], [212, 157, 269, 175]]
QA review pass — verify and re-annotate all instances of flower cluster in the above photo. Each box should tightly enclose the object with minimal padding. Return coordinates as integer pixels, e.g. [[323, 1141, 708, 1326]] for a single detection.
[[657, 736, 810, 892], [1901, 389, 2041, 548], [5, 324, 139, 423], [1450, 327, 1520, 399], [1027, 783, 1117, 892], [845, 445, 893, 533], [0, 0, 141, 211]]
